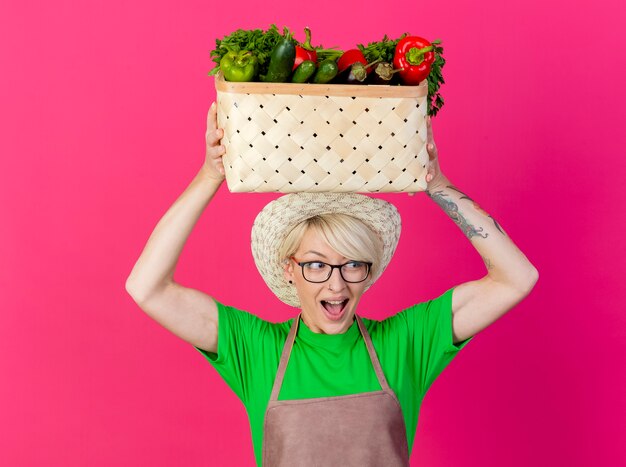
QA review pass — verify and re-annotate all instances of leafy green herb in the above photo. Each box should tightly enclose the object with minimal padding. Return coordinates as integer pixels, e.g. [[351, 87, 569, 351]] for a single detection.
[[427, 39, 445, 117], [315, 48, 343, 63], [208, 24, 293, 78], [357, 33, 408, 63]]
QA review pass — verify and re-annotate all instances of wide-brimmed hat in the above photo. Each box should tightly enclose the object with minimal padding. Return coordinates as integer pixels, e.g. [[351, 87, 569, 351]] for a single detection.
[[251, 193, 401, 307]]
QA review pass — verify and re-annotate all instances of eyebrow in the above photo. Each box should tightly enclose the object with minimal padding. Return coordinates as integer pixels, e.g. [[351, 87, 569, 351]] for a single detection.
[[302, 250, 328, 258], [301, 251, 351, 262]]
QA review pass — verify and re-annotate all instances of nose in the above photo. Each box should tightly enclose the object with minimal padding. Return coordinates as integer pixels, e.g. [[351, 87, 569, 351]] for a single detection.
[[327, 266, 346, 291]]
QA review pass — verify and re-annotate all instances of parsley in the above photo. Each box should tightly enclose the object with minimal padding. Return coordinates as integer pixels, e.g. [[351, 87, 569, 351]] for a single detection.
[[357, 33, 408, 63], [208, 24, 292, 77], [428, 40, 446, 117]]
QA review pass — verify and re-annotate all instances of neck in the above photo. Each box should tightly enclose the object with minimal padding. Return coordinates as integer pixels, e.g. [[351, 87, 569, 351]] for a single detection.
[[300, 312, 356, 334]]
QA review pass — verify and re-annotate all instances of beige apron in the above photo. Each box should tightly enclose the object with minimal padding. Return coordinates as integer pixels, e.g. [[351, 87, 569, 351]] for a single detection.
[[262, 314, 410, 466]]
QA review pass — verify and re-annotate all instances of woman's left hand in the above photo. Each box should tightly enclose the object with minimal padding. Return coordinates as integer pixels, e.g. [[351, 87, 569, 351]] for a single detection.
[[423, 115, 450, 192]]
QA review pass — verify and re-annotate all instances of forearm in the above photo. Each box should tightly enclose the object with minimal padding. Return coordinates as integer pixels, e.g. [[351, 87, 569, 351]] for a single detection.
[[426, 177, 538, 291], [126, 165, 222, 299]]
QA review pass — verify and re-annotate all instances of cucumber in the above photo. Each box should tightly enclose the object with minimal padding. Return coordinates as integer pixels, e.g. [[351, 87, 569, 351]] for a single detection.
[[291, 60, 317, 83], [262, 36, 296, 83], [312, 59, 338, 84]]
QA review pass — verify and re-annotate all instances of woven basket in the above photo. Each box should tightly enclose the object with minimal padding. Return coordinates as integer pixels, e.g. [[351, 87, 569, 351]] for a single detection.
[[215, 71, 429, 193]]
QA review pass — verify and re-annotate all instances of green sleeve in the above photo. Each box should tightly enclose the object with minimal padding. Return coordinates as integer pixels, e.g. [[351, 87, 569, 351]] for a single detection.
[[402, 287, 473, 396], [193, 300, 276, 405]]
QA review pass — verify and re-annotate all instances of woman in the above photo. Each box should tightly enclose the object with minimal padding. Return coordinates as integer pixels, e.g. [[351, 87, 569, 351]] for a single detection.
[[125, 101, 539, 466]]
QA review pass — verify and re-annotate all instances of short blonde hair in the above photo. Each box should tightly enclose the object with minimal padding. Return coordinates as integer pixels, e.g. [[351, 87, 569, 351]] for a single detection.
[[278, 213, 384, 281]]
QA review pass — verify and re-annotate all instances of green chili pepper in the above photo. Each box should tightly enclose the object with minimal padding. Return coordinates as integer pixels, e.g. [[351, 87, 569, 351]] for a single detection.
[[219, 47, 258, 82]]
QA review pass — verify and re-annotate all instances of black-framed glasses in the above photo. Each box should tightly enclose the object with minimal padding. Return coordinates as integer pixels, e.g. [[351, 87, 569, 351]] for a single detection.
[[291, 257, 372, 283]]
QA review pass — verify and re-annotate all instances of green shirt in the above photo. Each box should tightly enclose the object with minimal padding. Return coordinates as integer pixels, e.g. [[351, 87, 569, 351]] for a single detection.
[[195, 287, 473, 465]]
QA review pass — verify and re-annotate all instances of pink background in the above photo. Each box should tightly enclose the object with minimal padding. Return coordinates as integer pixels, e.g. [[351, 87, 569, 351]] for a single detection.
[[1, 0, 624, 465]]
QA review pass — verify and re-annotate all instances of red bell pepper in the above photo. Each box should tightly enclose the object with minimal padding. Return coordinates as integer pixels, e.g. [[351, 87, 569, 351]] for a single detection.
[[293, 27, 318, 71], [337, 48, 368, 73], [393, 36, 435, 85]]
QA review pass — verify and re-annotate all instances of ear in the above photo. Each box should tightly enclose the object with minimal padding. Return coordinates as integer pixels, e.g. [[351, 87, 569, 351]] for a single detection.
[[282, 258, 295, 282]]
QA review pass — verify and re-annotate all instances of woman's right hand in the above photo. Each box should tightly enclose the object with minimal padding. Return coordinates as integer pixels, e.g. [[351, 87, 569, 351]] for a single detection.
[[202, 101, 227, 182]]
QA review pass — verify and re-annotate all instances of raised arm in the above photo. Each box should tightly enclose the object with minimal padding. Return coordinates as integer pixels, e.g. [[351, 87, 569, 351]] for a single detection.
[[125, 102, 227, 352], [422, 116, 539, 344]]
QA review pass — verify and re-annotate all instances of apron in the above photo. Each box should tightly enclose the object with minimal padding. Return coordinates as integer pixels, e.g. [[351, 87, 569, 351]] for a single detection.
[[262, 314, 410, 467]]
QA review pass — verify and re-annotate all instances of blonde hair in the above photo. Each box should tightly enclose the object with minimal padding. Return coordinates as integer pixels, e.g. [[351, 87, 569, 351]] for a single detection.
[[278, 213, 384, 281]]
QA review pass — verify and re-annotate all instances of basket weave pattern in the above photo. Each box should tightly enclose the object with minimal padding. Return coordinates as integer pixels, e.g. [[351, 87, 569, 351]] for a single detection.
[[216, 73, 429, 193]]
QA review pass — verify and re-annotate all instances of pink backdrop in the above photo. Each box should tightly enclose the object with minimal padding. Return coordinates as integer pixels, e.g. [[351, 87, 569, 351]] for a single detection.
[[1, 0, 624, 465]]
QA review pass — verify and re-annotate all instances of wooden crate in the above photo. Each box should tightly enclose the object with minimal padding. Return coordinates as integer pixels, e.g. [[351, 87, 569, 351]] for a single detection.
[[215, 71, 429, 193]]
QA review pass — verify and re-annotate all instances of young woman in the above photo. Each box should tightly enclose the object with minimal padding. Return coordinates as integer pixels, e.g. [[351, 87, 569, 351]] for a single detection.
[[125, 102, 538, 466]]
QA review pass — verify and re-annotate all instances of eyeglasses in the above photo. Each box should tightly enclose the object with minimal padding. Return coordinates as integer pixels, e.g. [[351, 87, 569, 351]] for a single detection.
[[291, 257, 372, 283]]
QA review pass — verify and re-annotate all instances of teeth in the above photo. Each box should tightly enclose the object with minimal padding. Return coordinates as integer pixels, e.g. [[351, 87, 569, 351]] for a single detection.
[[325, 300, 345, 305]]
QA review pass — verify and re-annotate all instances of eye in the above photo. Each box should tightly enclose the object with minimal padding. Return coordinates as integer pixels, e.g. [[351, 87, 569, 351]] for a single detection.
[[303, 261, 326, 270], [344, 261, 366, 269]]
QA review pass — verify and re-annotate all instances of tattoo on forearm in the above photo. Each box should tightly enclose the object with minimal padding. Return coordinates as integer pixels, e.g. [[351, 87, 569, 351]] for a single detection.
[[447, 186, 506, 235], [481, 255, 494, 270], [427, 189, 488, 239], [448, 186, 472, 198]]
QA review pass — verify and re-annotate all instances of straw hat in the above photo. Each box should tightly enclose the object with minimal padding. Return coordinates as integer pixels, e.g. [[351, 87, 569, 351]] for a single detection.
[[251, 193, 401, 307]]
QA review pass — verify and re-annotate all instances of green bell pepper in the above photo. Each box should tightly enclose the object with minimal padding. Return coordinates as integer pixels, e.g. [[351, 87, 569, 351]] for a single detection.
[[219, 47, 258, 82]]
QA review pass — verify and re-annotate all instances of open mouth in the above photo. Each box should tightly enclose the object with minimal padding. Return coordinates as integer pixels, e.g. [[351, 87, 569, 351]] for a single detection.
[[320, 299, 349, 321]]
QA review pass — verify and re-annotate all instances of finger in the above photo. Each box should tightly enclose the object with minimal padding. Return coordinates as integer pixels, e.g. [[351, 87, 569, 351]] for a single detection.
[[208, 144, 226, 159], [425, 143, 435, 162], [426, 115, 433, 144], [207, 101, 218, 131], [206, 128, 223, 146], [427, 142, 437, 161]]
